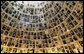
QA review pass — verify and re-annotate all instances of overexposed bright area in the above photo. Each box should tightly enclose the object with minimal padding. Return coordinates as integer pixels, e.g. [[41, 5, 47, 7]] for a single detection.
[[16, 1, 46, 7]]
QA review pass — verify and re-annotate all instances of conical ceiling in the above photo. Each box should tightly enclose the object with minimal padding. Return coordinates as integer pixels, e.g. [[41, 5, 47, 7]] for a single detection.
[[1, 1, 83, 53]]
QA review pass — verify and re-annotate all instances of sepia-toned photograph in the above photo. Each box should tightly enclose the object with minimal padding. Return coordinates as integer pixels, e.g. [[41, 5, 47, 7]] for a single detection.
[[1, 1, 83, 53]]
